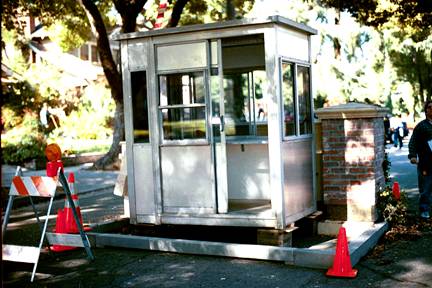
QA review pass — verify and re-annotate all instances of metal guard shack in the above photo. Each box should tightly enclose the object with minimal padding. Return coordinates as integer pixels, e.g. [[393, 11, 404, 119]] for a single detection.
[[115, 15, 317, 230]]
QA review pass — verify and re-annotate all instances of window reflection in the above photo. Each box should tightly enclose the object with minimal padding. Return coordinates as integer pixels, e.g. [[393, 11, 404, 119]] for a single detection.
[[161, 107, 206, 140], [159, 73, 205, 106]]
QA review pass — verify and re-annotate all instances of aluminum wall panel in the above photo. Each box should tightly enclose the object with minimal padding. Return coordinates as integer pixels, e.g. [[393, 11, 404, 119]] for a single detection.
[[226, 144, 270, 200], [161, 145, 214, 211], [133, 144, 156, 216], [276, 28, 309, 62], [282, 138, 315, 220], [128, 39, 148, 70]]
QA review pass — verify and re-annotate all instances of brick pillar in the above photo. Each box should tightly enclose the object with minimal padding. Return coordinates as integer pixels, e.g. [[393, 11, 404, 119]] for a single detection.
[[315, 103, 388, 222]]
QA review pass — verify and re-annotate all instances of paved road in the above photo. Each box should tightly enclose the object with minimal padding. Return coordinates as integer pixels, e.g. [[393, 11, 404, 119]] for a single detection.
[[2, 141, 432, 287], [1, 164, 118, 193], [386, 140, 420, 214], [386, 143, 418, 192]]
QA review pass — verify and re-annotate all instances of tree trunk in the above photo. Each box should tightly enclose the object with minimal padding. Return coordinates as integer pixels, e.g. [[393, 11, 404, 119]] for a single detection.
[[78, 0, 124, 169], [333, 9, 341, 60], [94, 99, 125, 169], [226, 0, 236, 20], [113, 0, 147, 33], [168, 0, 189, 27]]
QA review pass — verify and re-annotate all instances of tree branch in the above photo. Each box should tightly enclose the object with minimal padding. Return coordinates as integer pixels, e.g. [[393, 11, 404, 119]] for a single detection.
[[113, 0, 148, 33], [168, 0, 189, 28]]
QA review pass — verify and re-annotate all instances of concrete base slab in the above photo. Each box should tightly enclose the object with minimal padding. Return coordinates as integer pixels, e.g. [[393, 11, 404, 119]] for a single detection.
[[318, 220, 377, 238], [87, 221, 388, 269]]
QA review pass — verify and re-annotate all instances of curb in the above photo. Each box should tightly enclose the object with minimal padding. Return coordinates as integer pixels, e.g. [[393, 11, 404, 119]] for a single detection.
[[86, 221, 388, 269]]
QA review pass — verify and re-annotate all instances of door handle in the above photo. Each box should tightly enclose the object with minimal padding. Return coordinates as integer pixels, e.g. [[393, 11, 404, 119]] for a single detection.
[[220, 115, 225, 132]]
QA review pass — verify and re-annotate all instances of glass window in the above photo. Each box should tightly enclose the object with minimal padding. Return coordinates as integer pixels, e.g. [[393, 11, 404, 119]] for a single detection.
[[253, 71, 268, 136], [297, 66, 312, 135], [224, 72, 251, 137], [91, 45, 98, 63], [80, 45, 89, 61], [221, 35, 267, 139], [159, 72, 206, 141], [131, 71, 149, 143], [159, 73, 205, 106], [161, 107, 206, 140], [157, 42, 207, 71], [222, 70, 267, 138], [282, 62, 296, 137]]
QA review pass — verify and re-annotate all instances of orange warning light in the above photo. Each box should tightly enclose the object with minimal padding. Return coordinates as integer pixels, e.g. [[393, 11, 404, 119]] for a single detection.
[[45, 143, 62, 161]]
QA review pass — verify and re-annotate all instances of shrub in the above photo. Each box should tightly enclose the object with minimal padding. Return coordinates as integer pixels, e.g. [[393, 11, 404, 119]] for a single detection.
[[1, 111, 46, 165], [376, 185, 408, 226]]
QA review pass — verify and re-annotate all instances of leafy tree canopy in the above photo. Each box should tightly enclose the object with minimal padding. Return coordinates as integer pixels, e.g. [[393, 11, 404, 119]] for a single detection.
[[319, 0, 432, 40]]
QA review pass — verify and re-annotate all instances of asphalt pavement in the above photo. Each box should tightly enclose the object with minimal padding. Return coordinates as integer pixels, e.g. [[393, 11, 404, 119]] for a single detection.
[[1, 163, 118, 194], [1, 141, 432, 287]]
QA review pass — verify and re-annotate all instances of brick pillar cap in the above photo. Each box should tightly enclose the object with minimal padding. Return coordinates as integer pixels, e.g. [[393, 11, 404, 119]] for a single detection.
[[315, 102, 389, 120]]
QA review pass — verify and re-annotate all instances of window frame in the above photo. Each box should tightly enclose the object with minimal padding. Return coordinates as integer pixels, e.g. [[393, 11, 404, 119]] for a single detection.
[[280, 57, 313, 141]]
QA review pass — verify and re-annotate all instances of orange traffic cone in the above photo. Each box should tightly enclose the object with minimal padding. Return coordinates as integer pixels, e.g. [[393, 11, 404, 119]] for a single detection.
[[51, 208, 77, 252], [326, 227, 358, 278], [51, 172, 88, 252], [64, 172, 86, 233], [392, 181, 401, 200]]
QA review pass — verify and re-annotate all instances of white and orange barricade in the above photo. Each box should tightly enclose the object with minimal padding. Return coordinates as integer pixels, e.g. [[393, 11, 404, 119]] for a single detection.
[[2, 166, 94, 282]]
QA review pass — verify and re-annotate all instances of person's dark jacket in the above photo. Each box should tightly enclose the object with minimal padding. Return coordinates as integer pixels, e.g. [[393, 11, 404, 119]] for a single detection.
[[408, 119, 432, 173]]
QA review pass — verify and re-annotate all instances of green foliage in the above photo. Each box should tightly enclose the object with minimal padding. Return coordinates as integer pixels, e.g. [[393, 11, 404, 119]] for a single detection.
[[63, 141, 110, 156], [1, 112, 46, 164], [2, 29, 30, 74], [2, 80, 41, 113], [388, 32, 432, 115], [319, 0, 432, 34], [377, 185, 408, 227], [47, 81, 115, 141], [179, 0, 254, 25], [1, 108, 22, 131], [46, 20, 90, 52]]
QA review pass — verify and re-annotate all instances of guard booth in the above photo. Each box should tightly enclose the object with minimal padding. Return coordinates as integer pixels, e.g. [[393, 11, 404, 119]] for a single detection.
[[115, 16, 317, 231]]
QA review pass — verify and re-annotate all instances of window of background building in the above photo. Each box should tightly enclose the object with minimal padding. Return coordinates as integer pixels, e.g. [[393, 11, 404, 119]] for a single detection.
[[91, 45, 98, 63], [80, 45, 89, 61]]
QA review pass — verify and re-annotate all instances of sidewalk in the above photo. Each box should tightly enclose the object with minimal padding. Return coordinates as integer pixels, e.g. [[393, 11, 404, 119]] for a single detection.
[[385, 142, 419, 214]]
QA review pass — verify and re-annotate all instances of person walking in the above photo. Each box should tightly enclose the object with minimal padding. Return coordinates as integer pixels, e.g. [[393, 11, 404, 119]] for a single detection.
[[408, 100, 432, 219]]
